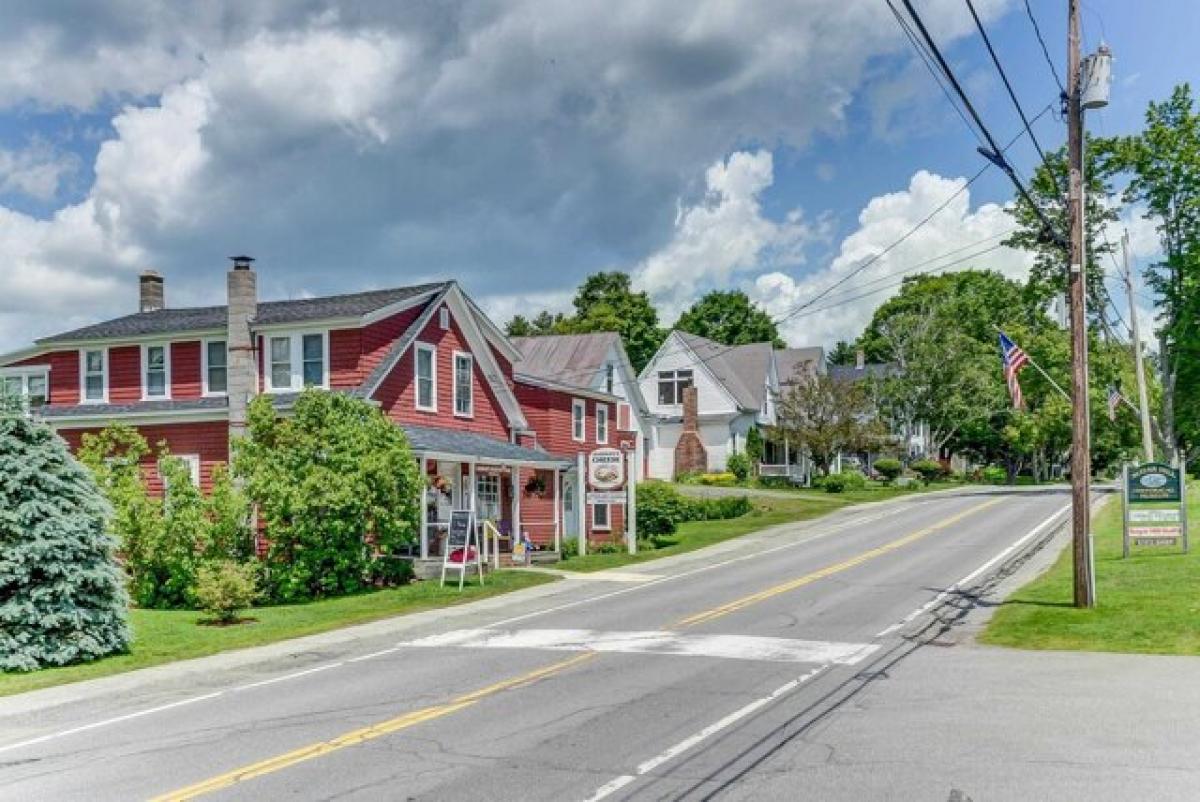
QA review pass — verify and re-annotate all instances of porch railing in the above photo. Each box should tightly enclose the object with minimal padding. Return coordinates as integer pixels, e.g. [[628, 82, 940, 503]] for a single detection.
[[757, 463, 808, 484]]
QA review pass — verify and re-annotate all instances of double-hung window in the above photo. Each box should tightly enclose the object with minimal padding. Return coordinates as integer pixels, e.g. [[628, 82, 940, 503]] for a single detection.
[[82, 349, 107, 403], [204, 340, 227, 395], [657, 369, 693, 406], [571, 399, 586, 442], [266, 332, 327, 392], [414, 343, 436, 411], [592, 502, 610, 531], [596, 405, 609, 444], [143, 344, 169, 399], [1, 369, 48, 409], [605, 363, 615, 394], [453, 352, 473, 417]]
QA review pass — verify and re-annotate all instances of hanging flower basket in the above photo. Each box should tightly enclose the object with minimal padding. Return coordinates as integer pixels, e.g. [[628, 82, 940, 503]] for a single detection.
[[524, 474, 547, 497], [428, 474, 452, 494]]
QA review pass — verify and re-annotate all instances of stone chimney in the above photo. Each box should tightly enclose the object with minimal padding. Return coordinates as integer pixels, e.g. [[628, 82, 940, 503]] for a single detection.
[[855, 348, 865, 370], [227, 256, 258, 438], [673, 386, 707, 477], [139, 271, 164, 312]]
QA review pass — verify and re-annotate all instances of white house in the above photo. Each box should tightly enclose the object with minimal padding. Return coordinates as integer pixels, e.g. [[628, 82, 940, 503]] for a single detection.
[[639, 331, 784, 478]]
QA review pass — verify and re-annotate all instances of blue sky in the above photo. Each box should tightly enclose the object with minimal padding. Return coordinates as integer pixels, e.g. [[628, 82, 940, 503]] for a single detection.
[[0, 0, 1188, 354]]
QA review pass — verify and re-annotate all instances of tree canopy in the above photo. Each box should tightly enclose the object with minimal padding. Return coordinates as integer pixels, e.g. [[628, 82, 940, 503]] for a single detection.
[[673, 290, 784, 348]]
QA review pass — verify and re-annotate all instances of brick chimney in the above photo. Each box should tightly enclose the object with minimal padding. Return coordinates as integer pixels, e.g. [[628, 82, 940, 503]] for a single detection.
[[227, 256, 258, 438], [139, 271, 164, 312], [673, 386, 707, 477]]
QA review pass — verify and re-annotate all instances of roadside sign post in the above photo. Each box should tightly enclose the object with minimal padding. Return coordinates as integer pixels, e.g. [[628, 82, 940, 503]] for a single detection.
[[1123, 462, 1188, 558]]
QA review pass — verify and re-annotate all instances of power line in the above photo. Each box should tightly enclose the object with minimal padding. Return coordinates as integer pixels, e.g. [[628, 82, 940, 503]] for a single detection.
[[896, 0, 1066, 248], [1024, 0, 1066, 95], [964, 0, 1060, 193]]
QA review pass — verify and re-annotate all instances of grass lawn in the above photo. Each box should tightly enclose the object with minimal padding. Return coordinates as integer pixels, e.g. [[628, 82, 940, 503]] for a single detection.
[[767, 481, 963, 504], [981, 483, 1200, 656], [557, 493, 859, 573], [0, 570, 555, 698]]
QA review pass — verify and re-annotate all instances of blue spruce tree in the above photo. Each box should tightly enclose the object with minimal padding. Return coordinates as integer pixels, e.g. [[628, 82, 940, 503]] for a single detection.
[[0, 404, 131, 671]]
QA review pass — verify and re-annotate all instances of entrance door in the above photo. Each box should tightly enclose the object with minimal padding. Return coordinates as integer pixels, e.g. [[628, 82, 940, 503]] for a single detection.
[[563, 472, 579, 538]]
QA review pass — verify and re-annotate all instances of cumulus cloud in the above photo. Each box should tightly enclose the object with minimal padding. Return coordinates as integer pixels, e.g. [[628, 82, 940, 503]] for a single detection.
[[749, 170, 1032, 347], [632, 150, 827, 321], [0, 140, 80, 202], [0, 0, 1015, 353]]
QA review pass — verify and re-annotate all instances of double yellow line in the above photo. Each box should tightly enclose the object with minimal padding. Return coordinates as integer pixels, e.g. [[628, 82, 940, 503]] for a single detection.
[[152, 497, 999, 800]]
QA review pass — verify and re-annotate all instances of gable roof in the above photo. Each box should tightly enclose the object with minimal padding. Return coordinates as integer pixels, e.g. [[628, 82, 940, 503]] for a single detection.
[[674, 331, 772, 411], [510, 332, 620, 387], [37, 283, 450, 344], [776, 346, 826, 384], [828, 362, 898, 381]]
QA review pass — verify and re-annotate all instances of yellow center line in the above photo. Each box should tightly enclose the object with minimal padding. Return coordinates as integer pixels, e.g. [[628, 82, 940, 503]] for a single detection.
[[149, 497, 1000, 801], [673, 498, 1003, 629], [148, 652, 595, 802]]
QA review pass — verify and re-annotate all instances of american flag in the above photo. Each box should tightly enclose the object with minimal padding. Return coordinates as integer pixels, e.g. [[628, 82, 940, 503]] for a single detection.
[[998, 331, 1029, 409], [1107, 386, 1123, 422]]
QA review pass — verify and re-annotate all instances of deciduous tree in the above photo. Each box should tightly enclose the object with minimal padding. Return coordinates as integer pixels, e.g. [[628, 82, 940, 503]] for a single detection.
[[674, 290, 784, 348]]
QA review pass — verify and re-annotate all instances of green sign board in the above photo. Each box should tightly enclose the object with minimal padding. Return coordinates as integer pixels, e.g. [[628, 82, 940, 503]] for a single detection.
[[1127, 463, 1182, 503]]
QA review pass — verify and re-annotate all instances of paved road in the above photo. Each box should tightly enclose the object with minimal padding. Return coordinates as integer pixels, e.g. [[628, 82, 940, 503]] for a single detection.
[[0, 487, 1134, 801]]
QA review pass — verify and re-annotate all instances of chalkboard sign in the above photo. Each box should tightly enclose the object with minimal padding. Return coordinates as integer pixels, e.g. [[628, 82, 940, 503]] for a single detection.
[[447, 510, 473, 550]]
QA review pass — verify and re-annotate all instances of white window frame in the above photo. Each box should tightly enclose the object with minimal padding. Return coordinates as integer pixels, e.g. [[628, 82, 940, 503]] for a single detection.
[[571, 398, 586, 442], [202, 339, 228, 397], [452, 350, 474, 418], [605, 363, 615, 394], [159, 453, 201, 487], [592, 502, 611, 531], [141, 342, 172, 400], [414, 342, 437, 412], [439, 307, 450, 330], [476, 474, 501, 521], [264, 331, 330, 393], [596, 404, 609, 444], [657, 369, 694, 406], [79, 347, 109, 404], [1, 367, 50, 408]]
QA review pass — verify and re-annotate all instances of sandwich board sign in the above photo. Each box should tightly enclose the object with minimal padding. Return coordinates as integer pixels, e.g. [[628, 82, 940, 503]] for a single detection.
[[1123, 463, 1188, 557], [441, 509, 484, 589]]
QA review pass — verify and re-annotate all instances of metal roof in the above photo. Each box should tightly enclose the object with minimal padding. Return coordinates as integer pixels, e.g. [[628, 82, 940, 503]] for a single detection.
[[401, 424, 569, 466], [510, 332, 620, 389], [38, 282, 450, 343]]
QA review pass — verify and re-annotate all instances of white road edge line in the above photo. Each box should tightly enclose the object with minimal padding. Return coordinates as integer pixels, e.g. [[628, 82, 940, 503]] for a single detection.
[[582, 665, 829, 801], [0, 692, 224, 757], [232, 661, 345, 691], [873, 502, 1072, 639]]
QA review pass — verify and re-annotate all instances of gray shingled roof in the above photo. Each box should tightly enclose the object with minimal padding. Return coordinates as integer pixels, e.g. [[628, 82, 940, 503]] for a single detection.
[[510, 332, 619, 389], [38, 283, 450, 343], [37, 396, 229, 418], [828, 363, 899, 381], [401, 424, 569, 466], [776, 346, 826, 384], [675, 331, 772, 411]]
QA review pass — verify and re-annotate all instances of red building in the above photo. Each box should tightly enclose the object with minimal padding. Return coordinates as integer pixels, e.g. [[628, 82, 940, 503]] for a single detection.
[[0, 258, 636, 566]]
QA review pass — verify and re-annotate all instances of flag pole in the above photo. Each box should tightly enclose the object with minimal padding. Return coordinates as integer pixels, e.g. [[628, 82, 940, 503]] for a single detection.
[[993, 324, 1072, 403]]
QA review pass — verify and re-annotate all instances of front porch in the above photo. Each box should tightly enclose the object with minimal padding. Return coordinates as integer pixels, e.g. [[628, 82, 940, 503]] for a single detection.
[[403, 425, 573, 576]]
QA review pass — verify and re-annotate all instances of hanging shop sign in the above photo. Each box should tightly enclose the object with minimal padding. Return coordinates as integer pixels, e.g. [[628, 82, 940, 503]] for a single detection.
[[588, 447, 625, 490]]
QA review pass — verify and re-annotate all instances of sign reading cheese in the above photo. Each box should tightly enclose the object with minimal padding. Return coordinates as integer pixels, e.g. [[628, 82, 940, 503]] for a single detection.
[[588, 448, 625, 490]]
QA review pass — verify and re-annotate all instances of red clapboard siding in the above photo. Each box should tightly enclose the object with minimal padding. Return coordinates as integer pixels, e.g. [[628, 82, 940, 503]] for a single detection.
[[515, 382, 616, 460], [108, 346, 141, 402], [328, 328, 362, 389], [171, 341, 202, 399], [328, 305, 424, 389], [3, 350, 80, 406], [373, 305, 510, 439], [58, 421, 230, 496]]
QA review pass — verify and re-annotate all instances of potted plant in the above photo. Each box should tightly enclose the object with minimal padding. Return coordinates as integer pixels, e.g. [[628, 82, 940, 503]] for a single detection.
[[524, 473, 547, 497]]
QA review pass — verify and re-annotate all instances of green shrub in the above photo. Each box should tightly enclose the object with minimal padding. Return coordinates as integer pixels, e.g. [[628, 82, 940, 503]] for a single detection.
[[675, 471, 703, 485], [194, 560, 259, 624], [839, 470, 868, 491], [593, 541, 622, 554], [745, 426, 764, 464], [637, 481, 693, 536], [822, 473, 847, 493], [911, 459, 946, 484], [756, 475, 794, 490], [874, 458, 904, 484], [981, 465, 1008, 484], [650, 535, 680, 549], [693, 496, 753, 519], [235, 390, 422, 603], [560, 538, 579, 559], [726, 453, 750, 482]]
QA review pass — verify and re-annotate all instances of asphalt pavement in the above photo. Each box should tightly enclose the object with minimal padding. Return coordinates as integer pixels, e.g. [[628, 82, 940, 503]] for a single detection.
[[2, 486, 1195, 801]]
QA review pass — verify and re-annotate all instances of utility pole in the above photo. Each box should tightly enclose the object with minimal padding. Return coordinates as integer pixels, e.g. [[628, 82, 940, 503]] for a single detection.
[[1067, 0, 1095, 608], [1123, 231, 1155, 463]]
